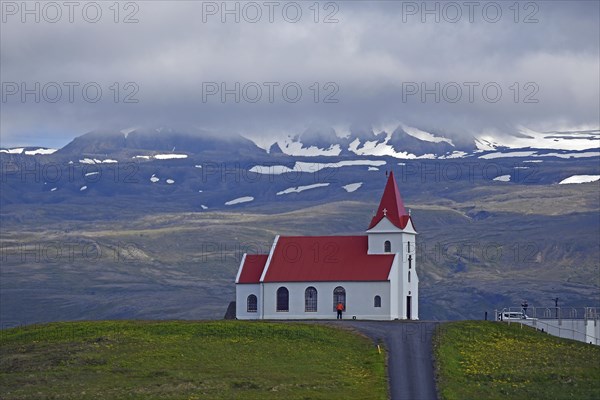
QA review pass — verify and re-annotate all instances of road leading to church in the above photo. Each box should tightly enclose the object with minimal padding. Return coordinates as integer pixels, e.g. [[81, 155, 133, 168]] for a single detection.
[[345, 321, 439, 400]]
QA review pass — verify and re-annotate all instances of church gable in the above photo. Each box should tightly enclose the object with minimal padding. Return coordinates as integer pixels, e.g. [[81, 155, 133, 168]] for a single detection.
[[367, 215, 417, 234], [402, 217, 417, 234]]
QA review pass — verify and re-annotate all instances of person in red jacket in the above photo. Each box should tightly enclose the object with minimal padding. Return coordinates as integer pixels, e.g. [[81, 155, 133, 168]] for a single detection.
[[336, 302, 344, 319]]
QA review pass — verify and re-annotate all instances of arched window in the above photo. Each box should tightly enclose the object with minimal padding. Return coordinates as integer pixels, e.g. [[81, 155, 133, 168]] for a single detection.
[[384, 240, 391, 253], [247, 294, 258, 313], [374, 295, 381, 308], [276, 287, 289, 312], [407, 241, 411, 253], [408, 255, 412, 269], [408, 271, 411, 283], [305, 287, 318, 312], [333, 286, 346, 311]]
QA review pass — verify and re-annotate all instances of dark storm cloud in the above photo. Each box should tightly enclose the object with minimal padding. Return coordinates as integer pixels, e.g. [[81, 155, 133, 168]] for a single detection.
[[1, 0, 598, 147]]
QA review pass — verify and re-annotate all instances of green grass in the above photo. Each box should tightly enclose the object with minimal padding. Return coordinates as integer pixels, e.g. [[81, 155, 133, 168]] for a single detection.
[[434, 321, 600, 400], [0, 320, 387, 400]]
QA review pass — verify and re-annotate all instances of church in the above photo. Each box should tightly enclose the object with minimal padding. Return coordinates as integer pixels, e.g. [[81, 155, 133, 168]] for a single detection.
[[235, 172, 419, 320]]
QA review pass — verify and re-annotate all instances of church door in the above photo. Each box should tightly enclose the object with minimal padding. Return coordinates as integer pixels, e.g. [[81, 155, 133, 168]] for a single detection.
[[406, 296, 412, 320]]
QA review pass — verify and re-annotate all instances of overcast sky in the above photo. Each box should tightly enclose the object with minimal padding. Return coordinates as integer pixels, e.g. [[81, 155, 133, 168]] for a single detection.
[[1, 0, 599, 147]]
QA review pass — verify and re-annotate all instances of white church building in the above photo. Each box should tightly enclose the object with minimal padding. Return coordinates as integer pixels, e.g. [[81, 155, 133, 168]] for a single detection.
[[235, 172, 419, 320]]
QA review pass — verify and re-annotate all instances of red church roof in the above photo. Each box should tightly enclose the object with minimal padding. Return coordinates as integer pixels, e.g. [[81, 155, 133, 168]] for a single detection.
[[235, 174, 414, 284], [237, 255, 268, 283], [368, 171, 411, 230], [262, 236, 395, 282]]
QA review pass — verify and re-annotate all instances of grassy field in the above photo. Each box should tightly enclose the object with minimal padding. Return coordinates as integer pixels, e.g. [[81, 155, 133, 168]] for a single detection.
[[0, 320, 387, 400], [434, 321, 600, 400]]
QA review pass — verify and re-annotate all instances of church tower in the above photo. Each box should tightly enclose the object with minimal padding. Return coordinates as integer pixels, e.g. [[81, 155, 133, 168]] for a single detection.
[[366, 171, 419, 319]]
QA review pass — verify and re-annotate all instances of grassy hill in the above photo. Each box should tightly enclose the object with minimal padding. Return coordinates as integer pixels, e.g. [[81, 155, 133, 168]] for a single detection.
[[434, 321, 600, 400], [0, 321, 387, 400]]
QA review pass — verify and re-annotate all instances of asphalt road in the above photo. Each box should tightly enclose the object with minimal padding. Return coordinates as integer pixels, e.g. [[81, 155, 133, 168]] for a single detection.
[[345, 321, 440, 400]]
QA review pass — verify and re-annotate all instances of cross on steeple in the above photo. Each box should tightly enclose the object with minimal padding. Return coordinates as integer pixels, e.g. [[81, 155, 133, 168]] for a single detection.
[[383, 208, 387, 216]]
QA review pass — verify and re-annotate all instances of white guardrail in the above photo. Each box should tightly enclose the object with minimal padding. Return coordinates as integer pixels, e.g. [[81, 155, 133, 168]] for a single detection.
[[495, 307, 599, 346]]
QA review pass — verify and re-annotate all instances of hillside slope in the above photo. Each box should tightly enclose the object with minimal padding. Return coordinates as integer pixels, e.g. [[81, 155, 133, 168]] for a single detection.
[[1, 185, 598, 324], [434, 321, 600, 400]]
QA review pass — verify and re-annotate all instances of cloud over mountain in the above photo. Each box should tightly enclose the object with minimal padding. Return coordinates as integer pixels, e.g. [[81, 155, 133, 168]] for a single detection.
[[1, 1, 598, 147]]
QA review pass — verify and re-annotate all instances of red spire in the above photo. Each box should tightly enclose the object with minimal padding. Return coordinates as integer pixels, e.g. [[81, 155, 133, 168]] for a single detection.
[[368, 171, 410, 230]]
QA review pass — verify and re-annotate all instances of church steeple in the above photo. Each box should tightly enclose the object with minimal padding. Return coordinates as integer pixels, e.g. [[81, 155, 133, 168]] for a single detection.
[[368, 171, 410, 230]]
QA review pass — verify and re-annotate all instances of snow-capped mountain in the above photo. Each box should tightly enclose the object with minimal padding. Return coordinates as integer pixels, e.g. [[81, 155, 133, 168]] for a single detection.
[[254, 123, 599, 160], [1, 124, 598, 211], [3, 124, 598, 162]]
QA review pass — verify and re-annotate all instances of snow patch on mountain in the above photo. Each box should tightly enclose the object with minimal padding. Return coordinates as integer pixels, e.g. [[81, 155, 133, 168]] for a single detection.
[[0, 148, 25, 154], [277, 139, 342, 156], [342, 182, 363, 192], [295, 160, 386, 173], [348, 132, 442, 159], [277, 183, 330, 195], [154, 154, 188, 160], [478, 149, 600, 159], [79, 158, 118, 164], [249, 165, 294, 175], [250, 160, 386, 175], [476, 127, 600, 151], [401, 125, 454, 146], [439, 151, 468, 159], [348, 135, 406, 158], [479, 151, 537, 159], [558, 175, 600, 185], [25, 148, 57, 155], [474, 137, 500, 151], [533, 151, 600, 159], [493, 175, 511, 182], [225, 196, 254, 205]]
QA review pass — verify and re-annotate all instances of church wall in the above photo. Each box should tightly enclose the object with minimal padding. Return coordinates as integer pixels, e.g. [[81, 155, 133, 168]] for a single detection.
[[397, 237, 419, 319], [368, 232, 405, 255], [388, 255, 400, 319], [235, 283, 261, 320], [261, 281, 392, 320]]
